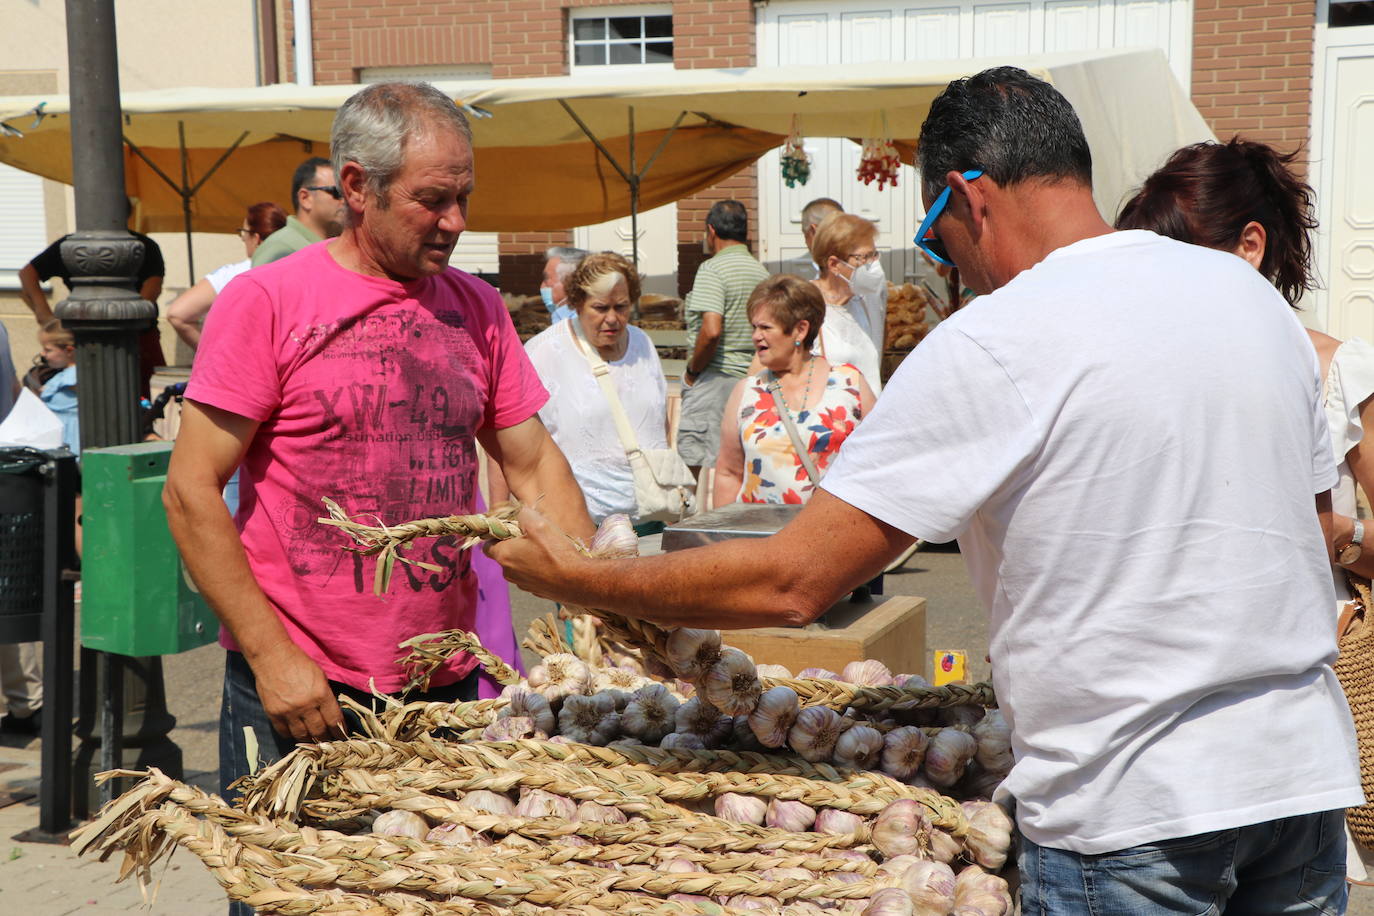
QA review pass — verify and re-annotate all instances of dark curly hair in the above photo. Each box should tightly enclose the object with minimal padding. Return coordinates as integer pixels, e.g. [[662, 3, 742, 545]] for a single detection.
[[1116, 138, 1318, 307]]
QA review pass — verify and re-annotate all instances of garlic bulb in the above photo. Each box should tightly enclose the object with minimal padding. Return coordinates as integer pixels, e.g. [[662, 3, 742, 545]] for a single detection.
[[972, 709, 1013, 774], [755, 663, 793, 679], [731, 715, 766, 751], [665, 628, 723, 680], [895, 674, 931, 688], [765, 799, 817, 832], [870, 799, 932, 858], [714, 792, 768, 825], [747, 686, 800, 748], [832, 725, 884, 769], [926, 827, 961, 864], [874, 853, 924, 878], [576, 801, 628, 825], [557, 692, 621, 745], [425, 822, 491, 847], [662, 858, 699, 874], [961, 801, 1015, 870], [700, 647, 763, 716], [515, 789, 577, 820], [725, 896, 772, 910], [924, 729, 977, 787], [841, 659, 893, 686], [588, 513, 639, 558], [814, 808, 865, 836], [820, 847, 872, 865], [481, 715, 536, 742], [371, 809, 429, 840], [458, 790, 516, 817], [954, 866, 1012, 916], [880, 726, 929, 779], [526, 653, 592, 704], [675, 697, 734, 747], [862, 888, 915, 916], [659, 732, 706, 750], [796, 667, 839, 681], [620, 683, 680, 743], [787, 706, 846, 762], [896, 860, 956, 914], [497, 686, 555, 736], [606, 736, 643, 749], [594, 667, 649, 696]]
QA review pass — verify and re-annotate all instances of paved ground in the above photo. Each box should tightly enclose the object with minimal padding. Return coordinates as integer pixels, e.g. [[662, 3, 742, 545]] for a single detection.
[[2, 542, 1372, 912]]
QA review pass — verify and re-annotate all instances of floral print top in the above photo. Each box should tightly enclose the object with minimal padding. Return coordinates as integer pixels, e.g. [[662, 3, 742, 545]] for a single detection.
[[736, 363, 866, 505]]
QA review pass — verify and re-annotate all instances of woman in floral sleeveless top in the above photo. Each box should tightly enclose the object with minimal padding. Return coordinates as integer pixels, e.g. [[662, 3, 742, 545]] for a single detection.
[[713, 275, 877, 506]]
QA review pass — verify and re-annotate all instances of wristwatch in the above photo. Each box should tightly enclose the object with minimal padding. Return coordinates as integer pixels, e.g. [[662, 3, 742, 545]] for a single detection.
[[1339, 519, 1365, 566]]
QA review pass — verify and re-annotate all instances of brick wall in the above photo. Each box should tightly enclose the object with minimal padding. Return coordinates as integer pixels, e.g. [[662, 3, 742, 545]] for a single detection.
[[1191, 0, 1317, 167]]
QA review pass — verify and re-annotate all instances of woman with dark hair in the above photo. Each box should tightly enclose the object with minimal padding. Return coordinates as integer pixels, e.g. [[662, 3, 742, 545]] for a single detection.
[[167, 201, 288, 349], [1120, 139, 1374, 879], [712, 275, 876, 506]]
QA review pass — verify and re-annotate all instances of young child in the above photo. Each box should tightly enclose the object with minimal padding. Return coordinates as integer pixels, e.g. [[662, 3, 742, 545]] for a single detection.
[[37, 319, 79, 457]]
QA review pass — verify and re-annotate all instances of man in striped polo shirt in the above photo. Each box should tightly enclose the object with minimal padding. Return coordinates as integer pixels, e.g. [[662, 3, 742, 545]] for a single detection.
[[677, 200, 770, 476]]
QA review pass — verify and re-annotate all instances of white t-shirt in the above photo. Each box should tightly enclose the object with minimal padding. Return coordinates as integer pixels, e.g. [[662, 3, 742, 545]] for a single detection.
[[525, 319, 669, 522], [206, 259, 251, 294], [816, 305, 881, 394], [823, 230, 1362, 854]]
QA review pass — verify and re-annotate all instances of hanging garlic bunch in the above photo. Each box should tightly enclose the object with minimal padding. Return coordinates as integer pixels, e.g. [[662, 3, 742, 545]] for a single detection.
[[880, 726, 929, 780], [870, 798, 934, 858], [924, 729, 977, 786], [526, 653, 592, 704], [747, 686, 800, 748], [699, 647, 762, 716], [496, 685, 555, 736], [675, 697, 734, 747], [788, 706, 847, 763], [972, 709, 1013, 774], [665, 628, 722, 681], [557, 692, 620, 745], [961, 801, 1015, 870], [895, 860, 956, 916], [833, 724, 884, 769], [620, 683, 680, 744], [715, 792, 769, 825]]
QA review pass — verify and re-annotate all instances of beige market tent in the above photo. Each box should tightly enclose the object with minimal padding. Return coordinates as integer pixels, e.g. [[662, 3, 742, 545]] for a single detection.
[[0, 48, 1210, 240]]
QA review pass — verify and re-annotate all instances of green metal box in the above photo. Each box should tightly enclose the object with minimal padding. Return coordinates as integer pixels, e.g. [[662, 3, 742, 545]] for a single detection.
[[80, 442, 217, 656]]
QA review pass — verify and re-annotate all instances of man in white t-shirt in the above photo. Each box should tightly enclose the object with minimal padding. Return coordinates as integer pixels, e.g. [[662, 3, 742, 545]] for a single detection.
[[491, 67, 1361, 913]]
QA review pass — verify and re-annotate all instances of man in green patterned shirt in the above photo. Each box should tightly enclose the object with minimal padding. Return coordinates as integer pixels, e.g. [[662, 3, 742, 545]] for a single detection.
[[677, 200, 771, 476]]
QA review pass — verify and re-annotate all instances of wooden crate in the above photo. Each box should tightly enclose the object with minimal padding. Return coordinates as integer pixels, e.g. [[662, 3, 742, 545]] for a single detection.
[[722, 596, 926, 678]]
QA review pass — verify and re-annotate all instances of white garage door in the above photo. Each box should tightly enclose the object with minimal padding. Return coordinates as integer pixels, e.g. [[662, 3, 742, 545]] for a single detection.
[[757, 0, 1193, 283]]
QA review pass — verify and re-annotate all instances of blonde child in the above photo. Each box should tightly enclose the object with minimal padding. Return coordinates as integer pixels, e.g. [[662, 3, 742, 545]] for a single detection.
[[37, 319, 79, 456]]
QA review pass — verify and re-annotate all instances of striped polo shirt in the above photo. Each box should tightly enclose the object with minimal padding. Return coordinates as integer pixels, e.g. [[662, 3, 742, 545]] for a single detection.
[[685, 244, 770, 378]]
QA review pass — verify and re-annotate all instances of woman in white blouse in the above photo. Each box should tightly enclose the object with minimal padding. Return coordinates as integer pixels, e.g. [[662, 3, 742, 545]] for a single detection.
[[808, 212, 885, 393], [496, 251, 671, 526]]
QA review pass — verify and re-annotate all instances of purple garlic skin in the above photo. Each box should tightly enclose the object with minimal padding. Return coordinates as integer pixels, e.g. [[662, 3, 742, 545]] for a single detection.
[[814, 808, 865, 836], [371, 809, 429, 840], [714, 791, 769, 825], [765, 798, 817, 832]]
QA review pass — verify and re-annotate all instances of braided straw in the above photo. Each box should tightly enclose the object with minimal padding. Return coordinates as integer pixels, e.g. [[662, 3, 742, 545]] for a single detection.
[[523, 614, 571, 658], [398, 630, 521, 693], [1335, 577, 1374, 848], [319, 498, 523, 596]]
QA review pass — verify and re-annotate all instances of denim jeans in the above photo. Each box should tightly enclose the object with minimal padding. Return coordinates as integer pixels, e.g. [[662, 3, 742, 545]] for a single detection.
[[220, 650, 478, 915], [1020, 809, 1348, 916]]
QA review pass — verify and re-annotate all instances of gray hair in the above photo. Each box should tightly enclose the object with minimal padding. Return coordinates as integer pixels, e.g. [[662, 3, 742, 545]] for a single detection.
[[331, 81, 472, 207], [546, 245, 589, 282], [801, 198, 843, 232]]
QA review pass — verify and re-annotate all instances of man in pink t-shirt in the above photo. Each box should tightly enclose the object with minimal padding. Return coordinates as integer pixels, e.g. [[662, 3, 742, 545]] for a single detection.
[[164, 84, 593, 833]]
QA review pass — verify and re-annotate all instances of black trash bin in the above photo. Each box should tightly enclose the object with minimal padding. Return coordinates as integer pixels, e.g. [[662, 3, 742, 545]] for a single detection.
[[0, 447, 55, 644]]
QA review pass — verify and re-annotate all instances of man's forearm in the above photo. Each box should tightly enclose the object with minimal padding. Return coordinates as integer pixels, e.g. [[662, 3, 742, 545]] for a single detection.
[[164, 478, 291, 660], [687, 332, 721, 376], [508, 440, 595, 540], [18, 266, 53, 324]]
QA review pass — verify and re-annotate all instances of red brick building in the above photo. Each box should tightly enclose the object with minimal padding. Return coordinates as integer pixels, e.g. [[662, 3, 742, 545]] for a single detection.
[[257, 1, 1373, 336]]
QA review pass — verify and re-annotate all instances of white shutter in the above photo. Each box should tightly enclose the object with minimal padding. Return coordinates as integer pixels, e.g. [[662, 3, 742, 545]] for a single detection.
[[0, 164, 48, 272]]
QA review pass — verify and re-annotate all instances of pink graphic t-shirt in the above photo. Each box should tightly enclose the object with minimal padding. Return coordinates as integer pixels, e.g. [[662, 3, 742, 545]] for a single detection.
[[186, 241, 547, 691]]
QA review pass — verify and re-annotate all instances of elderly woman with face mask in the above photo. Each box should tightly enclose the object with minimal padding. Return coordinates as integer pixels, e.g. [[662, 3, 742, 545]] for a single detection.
[[502, 251, 672, 526], [809, 213, 885, 392]]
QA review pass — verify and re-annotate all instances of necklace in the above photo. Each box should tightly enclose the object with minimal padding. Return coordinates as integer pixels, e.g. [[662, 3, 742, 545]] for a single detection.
[[772, 357, 816, 422]]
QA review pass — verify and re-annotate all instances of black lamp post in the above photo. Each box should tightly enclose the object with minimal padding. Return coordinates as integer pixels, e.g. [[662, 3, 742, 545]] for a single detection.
[[59, 0, 182, 807]]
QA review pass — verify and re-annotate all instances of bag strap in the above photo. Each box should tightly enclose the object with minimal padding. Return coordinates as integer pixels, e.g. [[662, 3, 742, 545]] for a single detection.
[[571, 318, 644, 460], [767, 374, 821, 486]]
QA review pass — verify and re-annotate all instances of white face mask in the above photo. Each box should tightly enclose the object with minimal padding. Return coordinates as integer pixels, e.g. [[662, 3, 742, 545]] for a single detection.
[[844, 260, 886, 297]]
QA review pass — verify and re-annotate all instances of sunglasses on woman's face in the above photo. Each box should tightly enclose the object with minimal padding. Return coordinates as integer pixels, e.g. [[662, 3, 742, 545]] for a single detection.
[[913, 170, 983, 266]]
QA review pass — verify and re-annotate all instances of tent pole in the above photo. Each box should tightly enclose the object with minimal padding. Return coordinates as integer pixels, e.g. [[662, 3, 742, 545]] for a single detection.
[[628, 107, 640, 321], [178, 121, 194, 283]]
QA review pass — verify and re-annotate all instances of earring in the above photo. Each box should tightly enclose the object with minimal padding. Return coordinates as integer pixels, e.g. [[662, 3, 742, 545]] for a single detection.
[[793, 340, 801, 348]]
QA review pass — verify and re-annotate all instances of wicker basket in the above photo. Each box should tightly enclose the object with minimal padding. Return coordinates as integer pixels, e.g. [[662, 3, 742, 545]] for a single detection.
[[1334, 576, 1374, 848]]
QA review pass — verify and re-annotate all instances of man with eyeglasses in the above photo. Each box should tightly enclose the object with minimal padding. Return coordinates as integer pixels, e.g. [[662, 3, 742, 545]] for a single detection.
[[250, 156, 346, 266], [492, 66, 1359, 914]]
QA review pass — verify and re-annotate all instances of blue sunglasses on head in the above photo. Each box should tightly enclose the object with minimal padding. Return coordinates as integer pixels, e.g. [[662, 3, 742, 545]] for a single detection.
[[914, 170, 983, 266]]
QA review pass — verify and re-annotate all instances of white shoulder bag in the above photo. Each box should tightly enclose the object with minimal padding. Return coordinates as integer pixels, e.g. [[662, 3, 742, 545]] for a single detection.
[[572, 320, 696, 523]]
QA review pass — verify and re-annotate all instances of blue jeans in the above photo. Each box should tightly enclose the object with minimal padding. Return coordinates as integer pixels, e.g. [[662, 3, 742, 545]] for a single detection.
[[1020, 810, 1348, 916], [220, 650, 478, 915]]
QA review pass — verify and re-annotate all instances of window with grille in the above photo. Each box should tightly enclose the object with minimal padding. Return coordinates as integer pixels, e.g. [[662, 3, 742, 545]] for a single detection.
[[571, 11, 673, 68]]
